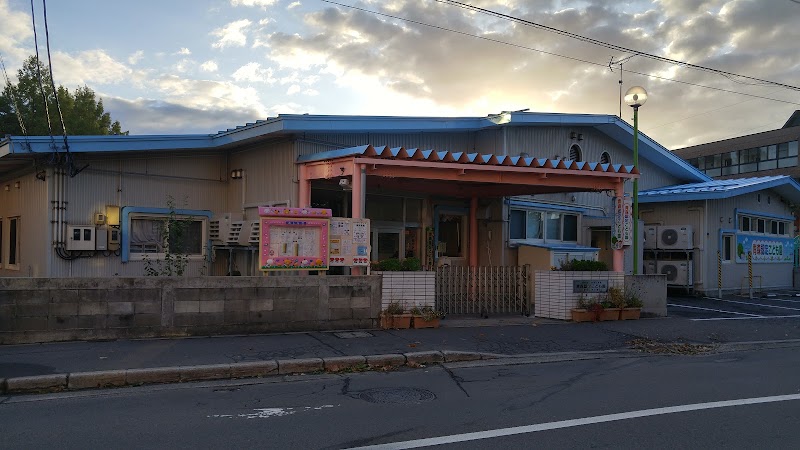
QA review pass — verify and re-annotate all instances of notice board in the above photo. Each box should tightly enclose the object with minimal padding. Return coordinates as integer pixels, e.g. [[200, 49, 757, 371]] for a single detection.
[[329, 217, 371, 266], [258, 206, 331, 271]]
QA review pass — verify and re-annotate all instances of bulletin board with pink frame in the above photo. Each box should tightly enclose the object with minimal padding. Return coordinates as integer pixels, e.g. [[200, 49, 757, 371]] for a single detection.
[[258, 207, 331, 271]]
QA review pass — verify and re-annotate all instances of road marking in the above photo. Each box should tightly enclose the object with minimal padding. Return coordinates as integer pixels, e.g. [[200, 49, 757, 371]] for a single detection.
[[667, 303, 761, 317], [208, 404, 336, 420], [692, 314, 800, 321], [714, 298, 800, 312], [346, 394, 800, 449]]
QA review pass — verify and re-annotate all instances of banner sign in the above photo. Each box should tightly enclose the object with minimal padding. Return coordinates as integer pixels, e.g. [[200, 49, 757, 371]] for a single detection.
[[612, 196, 632, 249], [735, 235, 795, 264]]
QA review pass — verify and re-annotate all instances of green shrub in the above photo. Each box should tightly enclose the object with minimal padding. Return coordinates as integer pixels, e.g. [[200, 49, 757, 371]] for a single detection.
[[624, 289, 644, 308], [385, 302, 405, 315], [401, 257, 422, 271], [378, 258, 403, 271]]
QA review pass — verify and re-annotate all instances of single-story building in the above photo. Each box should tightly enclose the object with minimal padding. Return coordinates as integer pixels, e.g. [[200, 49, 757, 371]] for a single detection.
[[1, 111, 798, 301]]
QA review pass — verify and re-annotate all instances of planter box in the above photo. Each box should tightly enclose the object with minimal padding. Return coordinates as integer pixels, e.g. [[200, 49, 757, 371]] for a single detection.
[[534, 271, 625, 320], [571, 308, 597, 323], [620, 307, 641, 320], [599, 308, 621, 321], [380, 313, 412, 330], [376, 271, 435, 311], [411, 316, 440, 329]]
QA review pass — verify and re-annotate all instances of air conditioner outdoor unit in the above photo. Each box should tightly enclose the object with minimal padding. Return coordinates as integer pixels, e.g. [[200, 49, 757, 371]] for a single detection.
[[210, 213, 246, 245], [657, 225, 693, 250], [643, 226, 658, 249], [644, 259, 658, 275], [658, 260, 693, 286], [248, 221, 261, 246]]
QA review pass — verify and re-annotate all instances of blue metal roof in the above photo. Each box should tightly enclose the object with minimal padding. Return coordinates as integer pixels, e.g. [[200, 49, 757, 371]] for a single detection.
[[0, 111, 709, 183], [515, 242, 600, 252], [639, 176, 800, 204]]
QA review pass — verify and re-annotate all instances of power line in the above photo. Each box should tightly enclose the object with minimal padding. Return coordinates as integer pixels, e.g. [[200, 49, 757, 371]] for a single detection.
[[438, 0, 800, 92], [320, 0, 800, 108]]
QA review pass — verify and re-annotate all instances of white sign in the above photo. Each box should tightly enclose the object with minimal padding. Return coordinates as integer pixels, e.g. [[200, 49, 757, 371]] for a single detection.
[[329, 217, 371, 266], [612, 196, 632, 249]]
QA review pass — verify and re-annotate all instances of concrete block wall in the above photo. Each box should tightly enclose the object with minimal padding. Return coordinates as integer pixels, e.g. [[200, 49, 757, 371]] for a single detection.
[[625, 274, 667, 317], [534, 271, 625, 320], [0, 275, 382, 344]]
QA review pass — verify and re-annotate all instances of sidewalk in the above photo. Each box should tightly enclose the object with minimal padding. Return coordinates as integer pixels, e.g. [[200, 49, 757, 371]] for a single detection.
[[3, 314, 800, 393]]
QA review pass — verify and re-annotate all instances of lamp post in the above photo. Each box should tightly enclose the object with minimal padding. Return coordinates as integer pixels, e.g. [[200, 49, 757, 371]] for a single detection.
[[624, 86, 648, 275]]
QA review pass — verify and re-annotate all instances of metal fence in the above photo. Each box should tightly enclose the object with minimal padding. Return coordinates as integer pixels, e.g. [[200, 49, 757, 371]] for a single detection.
[[435, 265, 530, 316]]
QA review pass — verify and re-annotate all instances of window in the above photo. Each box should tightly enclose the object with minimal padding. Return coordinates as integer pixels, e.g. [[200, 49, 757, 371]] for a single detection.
[[600, 152, 611, 165], [771, 220, 778, 235], [510, 209, 578, 242], [568, 144, 582, 162], [757, 218, 766, 233], [562, 214, 578, 241], [722, 234, 733, 262], [740, 216, 750, 232], [779, 222, 787, 236], [129, 214, 206, 259], [546, 213, 561, 240], [8, 217, 19, 268]]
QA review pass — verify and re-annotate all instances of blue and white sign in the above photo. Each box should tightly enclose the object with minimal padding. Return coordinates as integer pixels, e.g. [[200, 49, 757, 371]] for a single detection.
[[735, 235, 795, 264]]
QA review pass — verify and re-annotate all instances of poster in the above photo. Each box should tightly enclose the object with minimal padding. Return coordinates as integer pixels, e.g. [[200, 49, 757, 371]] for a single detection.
[[258, 207, 331, 271], [735, 235, 795, 264], [329, 217, 371, 266], [612, 196, 632, 249]]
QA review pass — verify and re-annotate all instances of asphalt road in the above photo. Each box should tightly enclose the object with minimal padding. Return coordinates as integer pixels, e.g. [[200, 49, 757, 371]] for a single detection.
[[2, 344, 799, 449]]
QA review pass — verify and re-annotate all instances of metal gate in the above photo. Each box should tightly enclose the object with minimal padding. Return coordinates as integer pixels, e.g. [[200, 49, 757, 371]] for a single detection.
[[436, 265, 530, 316]]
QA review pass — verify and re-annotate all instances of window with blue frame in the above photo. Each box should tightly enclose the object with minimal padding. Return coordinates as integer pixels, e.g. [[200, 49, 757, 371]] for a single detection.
[[510, 209, 578, 242]]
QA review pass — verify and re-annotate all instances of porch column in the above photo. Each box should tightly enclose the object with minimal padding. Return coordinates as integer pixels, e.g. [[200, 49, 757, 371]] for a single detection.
[[613, 181, 625, 272], [469, 196, 478, 267], [298, 164, 311, 208], [351, 163, 365, 275]]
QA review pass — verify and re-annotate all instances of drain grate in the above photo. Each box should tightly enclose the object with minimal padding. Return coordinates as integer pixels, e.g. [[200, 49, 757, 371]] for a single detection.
[[358, 387, 436, 404], [333, 331, 374, 339]]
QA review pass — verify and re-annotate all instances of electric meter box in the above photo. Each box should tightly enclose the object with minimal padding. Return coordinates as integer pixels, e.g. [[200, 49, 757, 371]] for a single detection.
[[66, 225, 96, 251]]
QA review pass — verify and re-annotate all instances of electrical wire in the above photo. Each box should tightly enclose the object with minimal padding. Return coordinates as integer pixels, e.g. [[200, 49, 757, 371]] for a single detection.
[[320, 0, 800, 108], [42, 0, 70, 154], [29, 0, 57, 157], [0, 54, 29, 138], [438, 0, 800, 92]]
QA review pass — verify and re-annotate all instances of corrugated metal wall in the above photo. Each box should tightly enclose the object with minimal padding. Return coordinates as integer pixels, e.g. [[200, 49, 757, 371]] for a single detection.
[[0, 172, 50, 277], [47, 153, 228, 277], [640, 191, 795, 293]]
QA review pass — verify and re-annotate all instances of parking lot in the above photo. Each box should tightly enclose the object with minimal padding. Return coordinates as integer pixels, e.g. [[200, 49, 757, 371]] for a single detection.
[[668, 289, 800, 320]]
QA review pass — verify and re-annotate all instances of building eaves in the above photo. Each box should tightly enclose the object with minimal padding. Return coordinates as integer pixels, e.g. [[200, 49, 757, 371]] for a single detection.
[[639, 176, 800, 204]]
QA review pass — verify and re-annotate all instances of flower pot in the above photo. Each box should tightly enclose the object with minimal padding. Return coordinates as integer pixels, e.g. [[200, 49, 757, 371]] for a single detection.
[[412, 315, 440, 329], [382, 313, 412, 329], [571, 308, 596, 323], [599, 308, 621, 321], [620, 307, 641, 320]]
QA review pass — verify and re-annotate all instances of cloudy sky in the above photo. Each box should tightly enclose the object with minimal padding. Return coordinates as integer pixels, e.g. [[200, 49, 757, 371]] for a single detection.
[[1, 0, 799, 149]]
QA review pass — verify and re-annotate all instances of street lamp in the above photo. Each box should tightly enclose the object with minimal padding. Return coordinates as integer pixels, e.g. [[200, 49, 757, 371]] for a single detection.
[[624, 86, 647, 275]]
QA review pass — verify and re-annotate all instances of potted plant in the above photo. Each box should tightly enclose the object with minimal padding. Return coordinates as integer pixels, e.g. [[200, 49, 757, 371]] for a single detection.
[[620, 290, 643, 320], [410, 306, 444, 329], [598, 297, 621, 321], [571, 294, 600, 322], [380, 302, 412, 329]]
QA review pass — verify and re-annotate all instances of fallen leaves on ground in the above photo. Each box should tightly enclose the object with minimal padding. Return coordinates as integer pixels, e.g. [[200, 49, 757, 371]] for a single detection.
[[627, 338, 716, 355]]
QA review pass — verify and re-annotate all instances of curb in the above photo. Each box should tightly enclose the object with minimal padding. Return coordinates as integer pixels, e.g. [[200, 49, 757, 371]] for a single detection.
[[0, 350, 493, 395]]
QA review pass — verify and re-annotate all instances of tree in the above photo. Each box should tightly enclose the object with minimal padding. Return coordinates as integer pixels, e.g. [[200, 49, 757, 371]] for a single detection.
[[0, 56, 126, 136]]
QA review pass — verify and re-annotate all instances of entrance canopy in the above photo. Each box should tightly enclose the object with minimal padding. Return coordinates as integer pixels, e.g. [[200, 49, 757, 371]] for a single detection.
[[297, 144, 638, 198], [297, 145, 638, 272]]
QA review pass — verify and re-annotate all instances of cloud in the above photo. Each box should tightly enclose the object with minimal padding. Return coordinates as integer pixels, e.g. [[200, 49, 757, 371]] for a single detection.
[[104, 97, 262, 134], [201, 60, 219, 72], [288, 1, 301, 9], [0, 0, 33, 65], [151, 75, 270, 118], [258, 0, 800, 148], [128, 50, 145, 65], [177, 47, 192, 55], [231, 0, 277, 7], [50, 50, 138, 87], [211, 19, 252, 48], [231, 62, 276, 83]]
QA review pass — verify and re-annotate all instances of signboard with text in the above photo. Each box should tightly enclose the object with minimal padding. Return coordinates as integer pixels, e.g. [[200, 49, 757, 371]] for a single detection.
[[612, 196, 632, 249], [329, 217, 371, 266], [735, 235, 795, 264], [258, 207, 330, 271]]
